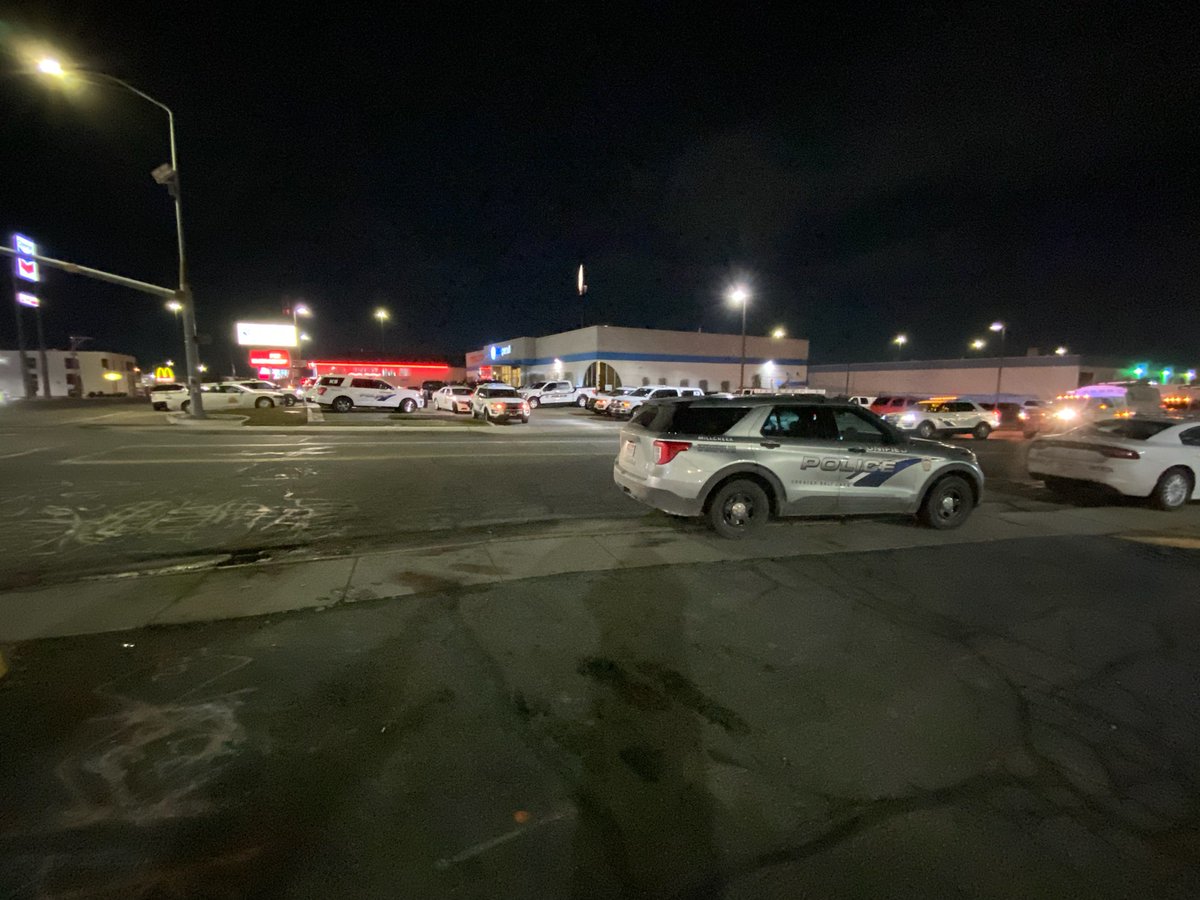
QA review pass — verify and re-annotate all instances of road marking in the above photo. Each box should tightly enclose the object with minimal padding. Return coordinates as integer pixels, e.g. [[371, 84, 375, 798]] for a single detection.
[[1120, 535, 1200, 550], [0, 446, 49, 459], [435, 809, 574, 869], [60, 450, 615, 465]]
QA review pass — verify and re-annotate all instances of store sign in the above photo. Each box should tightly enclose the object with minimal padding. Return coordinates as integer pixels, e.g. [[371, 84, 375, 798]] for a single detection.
[[235, 322, 298, 347], [154, 366, 175, 382], [248, 348, 291, 367], [489, 344, 512, 360], [13, 234, 39, 283], [16, 292, 39, 308]]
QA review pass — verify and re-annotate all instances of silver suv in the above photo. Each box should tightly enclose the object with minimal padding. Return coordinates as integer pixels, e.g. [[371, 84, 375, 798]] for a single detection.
[[884, 398, 1000, 440], [613, 396, 984, 538]]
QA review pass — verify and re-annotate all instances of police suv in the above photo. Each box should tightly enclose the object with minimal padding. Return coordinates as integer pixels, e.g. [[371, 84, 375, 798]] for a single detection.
[[613, 395, 984, 538]]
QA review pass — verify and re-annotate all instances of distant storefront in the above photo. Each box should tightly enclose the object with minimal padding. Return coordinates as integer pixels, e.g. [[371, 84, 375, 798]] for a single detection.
[[467, 325, 809, 392], [306, 359, 463, 386], [0, 349, 138, 399], [806, 355, 1134, 400]]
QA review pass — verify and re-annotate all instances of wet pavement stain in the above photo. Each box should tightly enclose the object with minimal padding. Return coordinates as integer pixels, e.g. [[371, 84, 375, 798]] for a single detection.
[[577, 656, 670, 711]]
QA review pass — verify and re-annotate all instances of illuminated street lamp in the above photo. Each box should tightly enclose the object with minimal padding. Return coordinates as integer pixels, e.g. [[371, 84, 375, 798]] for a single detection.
[[771, 326, 786, 339], [291, 301, 311, 336], [892, 333, 908, 360], [374, 308, 390, 351], [37, 57, 205, 417], [1186, 370, 1196, 384], [299, 332, 311, 343], [1055, 346, 1069, 356], [165, 299, 182, 316], [989, 321, 1008, 405], [970, 338, 986, 351], [728, 286, 750, 391], [1162, 367, 1174, 384]]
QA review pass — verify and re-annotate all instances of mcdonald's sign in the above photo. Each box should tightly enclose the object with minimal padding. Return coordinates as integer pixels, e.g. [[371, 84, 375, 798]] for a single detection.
[[154, 366, 175, 382]]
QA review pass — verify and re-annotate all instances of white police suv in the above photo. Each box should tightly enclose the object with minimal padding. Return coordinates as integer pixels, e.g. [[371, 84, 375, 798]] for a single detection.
[[614, 395, 984, 537]]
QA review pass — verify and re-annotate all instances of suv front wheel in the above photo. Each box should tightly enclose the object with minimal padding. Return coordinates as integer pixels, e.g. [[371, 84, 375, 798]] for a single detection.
[[707, 478, 770, 539], [918, 475, 973, 529]]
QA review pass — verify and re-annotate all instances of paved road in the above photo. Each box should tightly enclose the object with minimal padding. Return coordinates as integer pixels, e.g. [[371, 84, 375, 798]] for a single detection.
[[0, 401, 1059, 587], [2, 534, 1198, 898]]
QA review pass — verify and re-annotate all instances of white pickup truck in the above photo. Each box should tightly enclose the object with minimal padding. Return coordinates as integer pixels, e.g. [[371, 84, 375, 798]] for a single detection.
[[519, 379, 597, 408]]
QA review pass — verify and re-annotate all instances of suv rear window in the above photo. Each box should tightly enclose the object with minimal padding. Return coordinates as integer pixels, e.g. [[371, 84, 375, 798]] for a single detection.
[[319, 376, 344, 387], [631, 403, 751, 435]]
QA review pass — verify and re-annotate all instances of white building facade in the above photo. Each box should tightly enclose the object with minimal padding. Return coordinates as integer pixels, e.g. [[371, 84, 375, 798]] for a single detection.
[[806, 354, 1129, 400], [467, 325, 809, 392], [0, 350, 139, 400]]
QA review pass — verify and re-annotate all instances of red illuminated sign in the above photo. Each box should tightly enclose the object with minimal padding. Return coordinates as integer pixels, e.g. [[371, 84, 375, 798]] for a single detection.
[[308, 359, 450, 379], [248, 349, 291, 367]]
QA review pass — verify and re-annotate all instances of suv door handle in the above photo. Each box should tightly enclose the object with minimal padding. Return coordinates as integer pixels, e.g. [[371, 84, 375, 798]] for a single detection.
[[760, 440, 781, 449], [847, 447, 866, 454]]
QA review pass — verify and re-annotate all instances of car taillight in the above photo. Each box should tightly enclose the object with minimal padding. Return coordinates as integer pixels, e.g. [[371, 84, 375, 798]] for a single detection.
[[1097, 446, 1140, 460], [317, 387, 326, 395], [653, 439, 691, 465]]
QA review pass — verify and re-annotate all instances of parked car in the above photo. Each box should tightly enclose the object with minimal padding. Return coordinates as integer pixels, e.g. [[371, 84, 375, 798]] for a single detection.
[[608, 386, 704, 418], [201, 382, 293, 410], [236, 380, 297, 405], [868, 395, 927, 417], [883, 398, 1000, 440], [149, 383, 189, 411], [1027, 417, 1200, 510], [421, 379, 447, 402], [613, 395, 984, 537], [432, 384, 473, 413], [471, 384, 530, 423], [307, 375, 424, 413], [519, 380, 597, 408], [589, 387, 635, 413], [1022, 384, 1161, 438]]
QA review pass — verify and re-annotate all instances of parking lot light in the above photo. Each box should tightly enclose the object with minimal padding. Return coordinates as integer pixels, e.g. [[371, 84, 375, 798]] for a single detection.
[[1055, 346, 1068, 356], [771, 326, 785, 339], [727, 285, 750, 391], [970, 339, 986, 351]]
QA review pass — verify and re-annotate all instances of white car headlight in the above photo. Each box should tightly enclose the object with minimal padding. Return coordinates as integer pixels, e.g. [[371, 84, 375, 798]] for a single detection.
[[900, 413, 916, 424], [1055, 408, 1078, 421]]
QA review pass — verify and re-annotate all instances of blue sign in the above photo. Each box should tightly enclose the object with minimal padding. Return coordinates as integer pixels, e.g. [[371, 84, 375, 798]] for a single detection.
[[13, 234, 38, 283], [489, 344, 512, 360]]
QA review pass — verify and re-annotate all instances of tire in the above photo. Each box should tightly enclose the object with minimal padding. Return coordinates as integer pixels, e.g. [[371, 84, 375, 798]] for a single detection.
[[332, 396, 353, 413], [521, 415, 530, 424], [972, 422, 992, 440], [577, 395, 588, 407], [400, 398, 417, 414], [916, 421, 936, 439], [1150, 467, 1192, 511], [707, 478, 770, 539], [1041, 476, 1075, 497], [180, 400, 191, 413], [255, 397, 274, 408], [282, 395, 297, 407], [528, 397, 540, 409], [1023, 431, 1037, 440], [918, 475, 974, 529]]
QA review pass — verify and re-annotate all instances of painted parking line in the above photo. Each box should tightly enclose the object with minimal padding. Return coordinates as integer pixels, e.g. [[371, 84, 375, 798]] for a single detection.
[[59, 450, 614, 465], [0, 447, 50, 460]]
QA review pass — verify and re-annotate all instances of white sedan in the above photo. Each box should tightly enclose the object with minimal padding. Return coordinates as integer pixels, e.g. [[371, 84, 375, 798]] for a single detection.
[[432, 385, 473, 413], [1027, 417, 1200, 510]]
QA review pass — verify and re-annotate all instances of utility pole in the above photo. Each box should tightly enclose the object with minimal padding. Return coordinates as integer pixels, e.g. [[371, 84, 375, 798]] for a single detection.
[[34, 299, 50, 397], [10, 273, 34, 399]]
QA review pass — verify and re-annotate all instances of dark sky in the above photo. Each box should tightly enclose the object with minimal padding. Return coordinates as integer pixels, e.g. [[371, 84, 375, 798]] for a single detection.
[[0, 2, 1196, 373]]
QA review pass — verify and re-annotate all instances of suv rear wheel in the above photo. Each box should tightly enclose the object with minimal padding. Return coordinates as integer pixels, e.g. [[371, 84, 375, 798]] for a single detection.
[[528, 396, 540, 409], [916, 421, 936, 439], [576, 395, 588, 407], [918, 475, 973, 529], [707, 479, 770, 539], [972, 422, 991, 439], [400, 398, 417, 413], [332, 396, 353, 413]]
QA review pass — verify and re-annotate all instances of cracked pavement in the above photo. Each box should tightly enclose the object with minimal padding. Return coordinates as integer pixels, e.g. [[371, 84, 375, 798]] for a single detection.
[[1, 534, 1198, 898]]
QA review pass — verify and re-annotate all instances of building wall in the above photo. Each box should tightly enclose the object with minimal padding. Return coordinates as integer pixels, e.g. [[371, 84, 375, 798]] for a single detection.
[[0, 350, 138, 399], [807, 356, 1126, 400], [477, 325, 809, 390]]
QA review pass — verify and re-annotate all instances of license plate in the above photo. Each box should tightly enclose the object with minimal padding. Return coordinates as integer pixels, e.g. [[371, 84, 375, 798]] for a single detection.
[[621, 440, 637, 463]]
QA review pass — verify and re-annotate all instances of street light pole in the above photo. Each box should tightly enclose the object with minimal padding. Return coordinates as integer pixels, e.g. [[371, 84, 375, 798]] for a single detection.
[[38, 62, 205, 417], [990, 321, 1007, 406], [728, 286, 750, 391]]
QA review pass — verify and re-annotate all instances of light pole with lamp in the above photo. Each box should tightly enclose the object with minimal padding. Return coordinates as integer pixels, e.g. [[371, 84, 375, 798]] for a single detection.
[[292, 302, 311, 335], [989, 321, 1007, 406], [1055, 346, 1069, 356], [38, 57, 205, 417], [892, 333, 908, 360], [374, 308, 390, 353], [728, 286, 750, 391]]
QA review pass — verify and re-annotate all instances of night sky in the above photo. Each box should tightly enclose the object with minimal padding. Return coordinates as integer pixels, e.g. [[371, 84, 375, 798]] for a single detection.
[[0, 3, 1196, 373]]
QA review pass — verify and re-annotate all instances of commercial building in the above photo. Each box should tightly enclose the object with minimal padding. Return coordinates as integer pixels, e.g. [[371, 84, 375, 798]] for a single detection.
[[306, 358, 465, 385], [466, 325, 809, 392], [0, 349, 139, 400], [806, 354, 1133, 400]]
